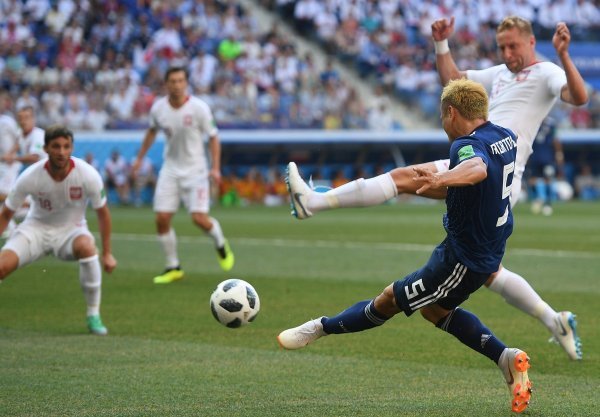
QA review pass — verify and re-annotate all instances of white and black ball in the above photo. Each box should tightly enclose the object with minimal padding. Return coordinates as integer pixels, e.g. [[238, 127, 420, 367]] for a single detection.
[[210, 279, 260, 328]]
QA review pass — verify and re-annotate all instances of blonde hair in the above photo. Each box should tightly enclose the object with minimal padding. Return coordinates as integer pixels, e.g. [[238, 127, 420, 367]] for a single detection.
[[497, 16, 533, 36], [440, 79, 488, 121]]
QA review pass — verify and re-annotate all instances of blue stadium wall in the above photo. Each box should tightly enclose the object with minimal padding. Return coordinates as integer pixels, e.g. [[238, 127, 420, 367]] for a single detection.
[[75, 129, 600, 203], [75, 128, 600, 166]]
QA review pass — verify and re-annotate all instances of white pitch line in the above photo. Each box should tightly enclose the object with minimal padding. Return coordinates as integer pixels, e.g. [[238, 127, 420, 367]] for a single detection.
[[106, 233, 598, 260]]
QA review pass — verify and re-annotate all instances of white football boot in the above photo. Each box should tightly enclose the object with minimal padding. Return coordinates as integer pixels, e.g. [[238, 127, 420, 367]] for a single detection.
[[498, 348, 532, 413], [286, 162, 314, 220], [549, 311, 582, 360], [277, 317, 326, 350]]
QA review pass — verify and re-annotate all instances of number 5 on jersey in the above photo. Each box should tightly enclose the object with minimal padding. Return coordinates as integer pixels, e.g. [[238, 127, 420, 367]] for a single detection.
[[497, 162, 515, 227]]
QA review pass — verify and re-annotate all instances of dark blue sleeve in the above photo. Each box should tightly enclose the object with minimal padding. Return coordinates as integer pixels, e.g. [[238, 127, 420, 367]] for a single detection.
[[449, 138, 489, 169]]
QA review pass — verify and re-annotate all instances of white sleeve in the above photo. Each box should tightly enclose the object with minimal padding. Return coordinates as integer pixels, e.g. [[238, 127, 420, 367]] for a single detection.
[[466, 65, 503, 93], [546, 64, 567, 98], [84, 165, 107, 209], [149, 101, 160, 130], [198, 101, 219, 138], [28, 130, 46, 157], [5, 172, 30, 211]]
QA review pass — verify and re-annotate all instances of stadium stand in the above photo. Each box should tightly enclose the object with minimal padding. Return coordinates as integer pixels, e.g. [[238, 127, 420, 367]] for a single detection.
[[1, 0, 599, 203], [1, 0, 599, 130]]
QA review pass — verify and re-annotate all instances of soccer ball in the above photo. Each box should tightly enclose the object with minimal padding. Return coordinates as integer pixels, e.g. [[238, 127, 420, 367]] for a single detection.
[[209, 279, 260, 328]]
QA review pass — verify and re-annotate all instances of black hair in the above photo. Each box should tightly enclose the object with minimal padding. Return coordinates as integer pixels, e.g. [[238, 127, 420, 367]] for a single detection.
[[164, 66, 188, 81], [44, 125, 74, 146]]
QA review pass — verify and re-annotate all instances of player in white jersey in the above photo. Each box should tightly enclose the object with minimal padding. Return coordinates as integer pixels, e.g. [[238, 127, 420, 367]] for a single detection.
[[104, 149, 131, 205], [13, 106, 47, 165], [132, 67, 234, 284], [0, 113, 22, 201], [1, 106, 49, 228], [285, 17, 587, 360], [0, 125, 117, 335]]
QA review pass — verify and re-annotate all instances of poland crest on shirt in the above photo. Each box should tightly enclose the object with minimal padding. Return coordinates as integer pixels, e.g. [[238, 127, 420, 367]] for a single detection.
[[149, 95, 219, 176]]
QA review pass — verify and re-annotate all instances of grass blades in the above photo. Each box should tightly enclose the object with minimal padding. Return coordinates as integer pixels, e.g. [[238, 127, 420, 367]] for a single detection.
[[0, 202, 598, 416]]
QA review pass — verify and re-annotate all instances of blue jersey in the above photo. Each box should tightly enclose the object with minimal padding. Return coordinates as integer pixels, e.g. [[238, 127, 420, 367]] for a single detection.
[[443, 121, 517, 274], [529, 118, 557, 167]]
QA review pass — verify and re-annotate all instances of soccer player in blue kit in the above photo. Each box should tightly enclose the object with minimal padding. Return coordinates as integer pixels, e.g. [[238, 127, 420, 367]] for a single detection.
[[278, 79, 533, 413]]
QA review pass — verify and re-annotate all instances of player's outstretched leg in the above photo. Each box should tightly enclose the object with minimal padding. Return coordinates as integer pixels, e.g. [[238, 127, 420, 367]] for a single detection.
[[278, 299, 390, 349], [549, 311, 582, 360], [498, 348, 533, 413], [277, 317, 326, 350], [286, 162, 314, 219], [487, 268, 582, 360], [285, 162, 398, 220]]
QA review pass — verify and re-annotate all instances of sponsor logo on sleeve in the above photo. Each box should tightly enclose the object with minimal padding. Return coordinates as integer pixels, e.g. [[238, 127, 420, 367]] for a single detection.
[[458, 145, 475, 161]]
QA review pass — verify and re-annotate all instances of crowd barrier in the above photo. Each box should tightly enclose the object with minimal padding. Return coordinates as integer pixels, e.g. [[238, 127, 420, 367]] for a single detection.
[[74, 129, 600, 168]]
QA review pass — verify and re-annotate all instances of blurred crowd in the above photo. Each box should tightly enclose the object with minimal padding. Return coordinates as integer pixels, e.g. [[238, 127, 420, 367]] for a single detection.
[[0, 0, 371, 130], [0, 0, 599, 131]]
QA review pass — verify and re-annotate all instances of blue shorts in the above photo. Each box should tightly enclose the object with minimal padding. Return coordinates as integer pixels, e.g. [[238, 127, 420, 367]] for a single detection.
[[393, 240, 491, 316]]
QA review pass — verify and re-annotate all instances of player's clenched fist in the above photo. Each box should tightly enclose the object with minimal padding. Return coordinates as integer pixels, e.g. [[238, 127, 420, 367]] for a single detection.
[[431, 17, 455, 41]]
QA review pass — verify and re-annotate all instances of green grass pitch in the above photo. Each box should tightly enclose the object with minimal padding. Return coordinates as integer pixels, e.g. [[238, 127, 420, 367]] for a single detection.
[[0, 201, 598, 416]]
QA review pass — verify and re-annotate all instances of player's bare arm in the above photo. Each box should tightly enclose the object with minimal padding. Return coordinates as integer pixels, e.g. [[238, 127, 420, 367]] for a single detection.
[[96, 204, 117, 273], [414, 157, 486, 195], [0, 205, 15, 236], [553, 22, 588, 106], [431, 17, 466, 86], [208, 135, 222, 185], [132, 128, 158, 178]]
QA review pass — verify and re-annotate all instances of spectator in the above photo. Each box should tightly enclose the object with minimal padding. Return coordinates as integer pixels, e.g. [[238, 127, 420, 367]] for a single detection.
[[218, 34, 243, 62], [367, 99, 394, 131], [0, 17, 32, 47], [62, 95, 87, 130], [84, 151, 100, 172], [84, 97, 110, 131], [104, 149, 130, 205], [574, 164, 599, 200]]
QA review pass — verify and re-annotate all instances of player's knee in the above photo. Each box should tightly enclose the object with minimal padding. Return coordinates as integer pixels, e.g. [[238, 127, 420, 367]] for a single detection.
[[374, 285, 400, 318], [389, 167, 415, 194], [484, 270, 500, 287], [192, 213, 211, 230], [155, 213, 172, 233], [0, 264, 12, 280], [0, 251, 18, 279], [72, 236, 97, 259], [420, 304, 451, 325]]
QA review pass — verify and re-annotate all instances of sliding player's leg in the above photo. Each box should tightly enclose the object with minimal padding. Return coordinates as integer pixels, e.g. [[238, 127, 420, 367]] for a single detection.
[[286, 161, 448, 220]]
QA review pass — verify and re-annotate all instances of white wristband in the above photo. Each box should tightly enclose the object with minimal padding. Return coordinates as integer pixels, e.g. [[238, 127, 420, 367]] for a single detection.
[[434, 39, 450, 55]]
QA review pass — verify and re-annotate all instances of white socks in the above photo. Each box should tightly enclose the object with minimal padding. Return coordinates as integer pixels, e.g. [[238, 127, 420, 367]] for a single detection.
[[158, 228, 179, 268], [308, 173, 398, 212], [158, 220, 225, 268], [79, 255, 102, 317], [206, 217, 226, 248], [487, 267, 557, 332]]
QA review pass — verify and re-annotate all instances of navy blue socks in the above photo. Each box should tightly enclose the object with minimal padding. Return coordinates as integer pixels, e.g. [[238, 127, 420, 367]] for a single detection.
[[437, 307, 506, 363], [322, 300, 388, 334]]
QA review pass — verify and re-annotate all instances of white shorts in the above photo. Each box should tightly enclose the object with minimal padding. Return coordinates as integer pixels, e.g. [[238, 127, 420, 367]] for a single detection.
[[0, 162, 23, 195], [153, 169, 210, 213], [2, 221, 94, 267]]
